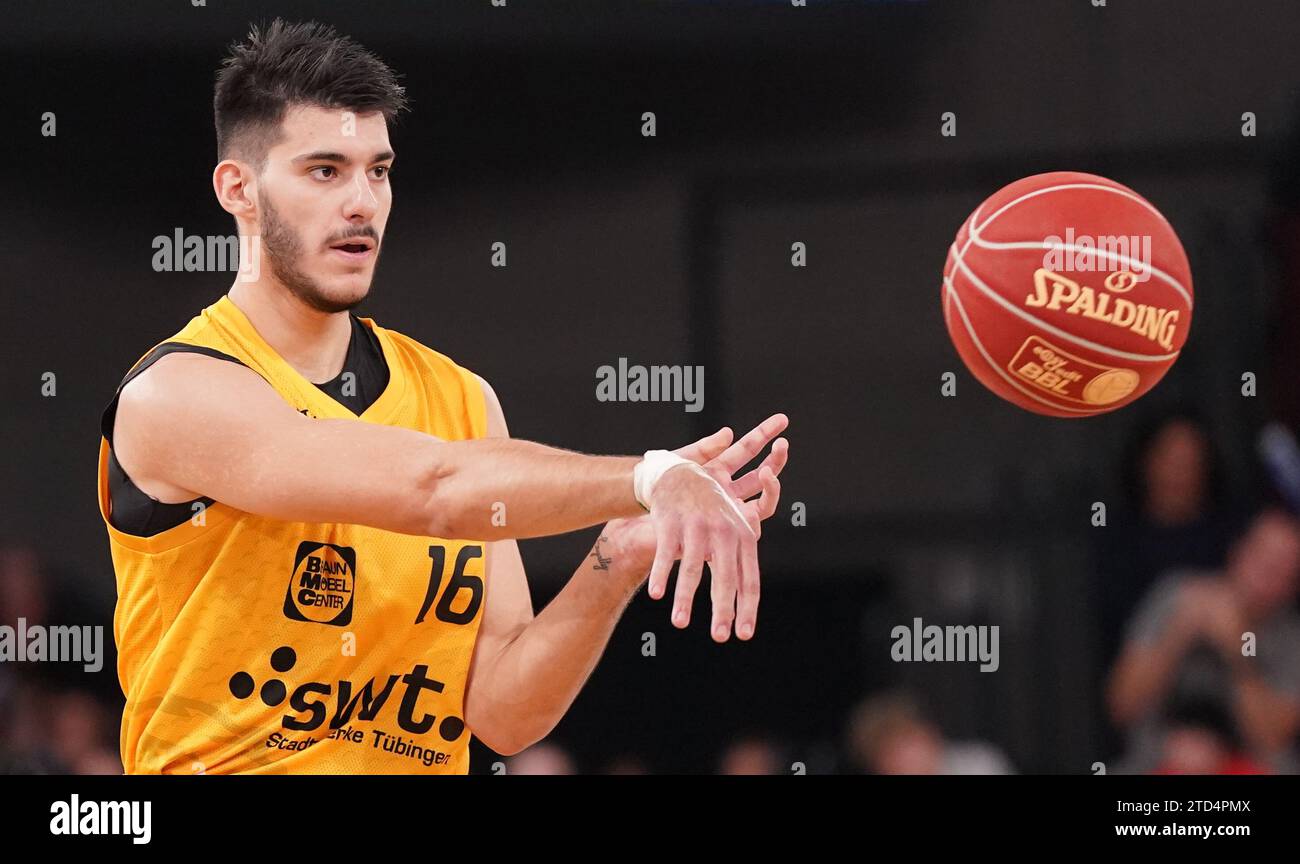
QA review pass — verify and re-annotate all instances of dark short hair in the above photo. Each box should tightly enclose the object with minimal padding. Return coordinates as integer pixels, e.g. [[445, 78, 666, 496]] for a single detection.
[[214, 18, 408, 164]]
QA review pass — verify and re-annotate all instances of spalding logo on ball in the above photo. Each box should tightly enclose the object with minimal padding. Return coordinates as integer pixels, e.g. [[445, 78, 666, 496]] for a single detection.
[[942, 171, 1193, 417]]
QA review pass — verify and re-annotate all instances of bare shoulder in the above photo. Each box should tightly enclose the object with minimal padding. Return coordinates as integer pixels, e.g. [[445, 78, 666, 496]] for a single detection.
[[113, 352, 294, 498], [116, 351, 279, 422]]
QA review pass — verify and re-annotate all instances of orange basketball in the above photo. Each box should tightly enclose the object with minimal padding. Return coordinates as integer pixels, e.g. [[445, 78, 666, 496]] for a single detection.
[[942, 171, 1193, 417]]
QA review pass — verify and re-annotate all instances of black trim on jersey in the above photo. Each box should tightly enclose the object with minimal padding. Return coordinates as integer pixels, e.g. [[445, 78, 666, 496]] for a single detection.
[[101, 343, 246, 537], [102, 318, 391, 538], [313, 314, 390, 416], [101, 343, 246, 445]]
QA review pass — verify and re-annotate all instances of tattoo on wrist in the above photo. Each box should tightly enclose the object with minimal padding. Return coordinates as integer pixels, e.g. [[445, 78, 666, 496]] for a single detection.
[[589, 534, 613, 572]]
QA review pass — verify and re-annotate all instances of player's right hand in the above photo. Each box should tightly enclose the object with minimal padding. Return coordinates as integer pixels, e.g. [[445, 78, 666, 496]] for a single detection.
[[645, 464, 757, 642], [643, 413, 788, 643]]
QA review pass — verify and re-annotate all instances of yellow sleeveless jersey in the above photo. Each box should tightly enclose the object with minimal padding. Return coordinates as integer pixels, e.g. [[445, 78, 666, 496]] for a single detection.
[[97, 295, 489, 774]]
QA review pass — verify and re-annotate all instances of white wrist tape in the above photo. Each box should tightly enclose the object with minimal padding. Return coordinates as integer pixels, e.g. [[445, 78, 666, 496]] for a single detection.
[[633, 450, 704, 510]]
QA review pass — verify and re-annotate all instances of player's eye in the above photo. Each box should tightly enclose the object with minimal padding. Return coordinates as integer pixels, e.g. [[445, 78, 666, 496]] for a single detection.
[[310, 166, 337, 180], [371, 165, 391, 180]]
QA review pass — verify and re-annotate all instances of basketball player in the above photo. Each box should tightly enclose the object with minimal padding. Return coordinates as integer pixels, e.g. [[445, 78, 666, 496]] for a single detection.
[[97, 19, 789, 773]]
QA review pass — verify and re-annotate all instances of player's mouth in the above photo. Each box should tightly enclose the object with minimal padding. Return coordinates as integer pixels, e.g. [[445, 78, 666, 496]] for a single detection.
[[328, 237, 377, 262]]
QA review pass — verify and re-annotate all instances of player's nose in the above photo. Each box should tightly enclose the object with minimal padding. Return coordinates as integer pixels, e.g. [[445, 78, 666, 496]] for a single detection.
[[342, 171, 380, 221]]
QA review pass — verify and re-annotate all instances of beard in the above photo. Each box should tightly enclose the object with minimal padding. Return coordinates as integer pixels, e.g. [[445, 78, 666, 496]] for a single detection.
[[258, 191, 374, 314]]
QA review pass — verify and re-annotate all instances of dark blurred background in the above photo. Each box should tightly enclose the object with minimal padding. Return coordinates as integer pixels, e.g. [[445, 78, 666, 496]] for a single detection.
[[4, 0, 1300, 774]]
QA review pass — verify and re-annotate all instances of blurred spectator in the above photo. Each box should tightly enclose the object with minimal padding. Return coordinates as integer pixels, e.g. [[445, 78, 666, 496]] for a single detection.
[[1106, 508, 1300, 773], [1094, 410, 1244, 671], [0, 545, 49, 626], [717, 734, 784, 775], [0, 681, 63, 773], [0, 545, 122, 774], [49, 690, 120, 775], [601, 753, 650, 775], [1154, 712, 1267, 775], [507, 742, 577, 775], [845, 691, 1014, 775]]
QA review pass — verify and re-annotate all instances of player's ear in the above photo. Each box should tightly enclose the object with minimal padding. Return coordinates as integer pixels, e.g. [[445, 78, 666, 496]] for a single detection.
[[213, 159, 257, 221]]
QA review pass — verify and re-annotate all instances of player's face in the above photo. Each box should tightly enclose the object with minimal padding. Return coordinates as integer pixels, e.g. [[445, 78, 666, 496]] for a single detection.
[[254, 105, 394, 313]]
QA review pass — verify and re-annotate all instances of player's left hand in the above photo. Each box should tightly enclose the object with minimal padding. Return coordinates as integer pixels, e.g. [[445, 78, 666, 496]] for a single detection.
[[600, 414, 788, 641]]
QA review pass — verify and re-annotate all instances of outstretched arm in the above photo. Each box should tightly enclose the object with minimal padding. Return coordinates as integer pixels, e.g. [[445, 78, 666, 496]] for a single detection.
[[111, 352, 764, 547], [464, 400, 787, 756]]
